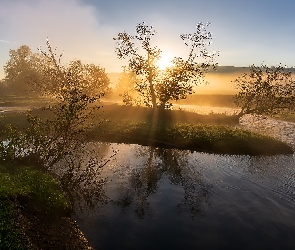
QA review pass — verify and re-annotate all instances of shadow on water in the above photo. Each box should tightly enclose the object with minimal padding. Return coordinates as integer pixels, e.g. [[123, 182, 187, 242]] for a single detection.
[[70, 143, 295, 250]]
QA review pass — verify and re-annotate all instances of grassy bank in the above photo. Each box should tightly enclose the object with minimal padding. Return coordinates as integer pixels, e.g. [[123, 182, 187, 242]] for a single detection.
[[91, 119, 293, 155], [85, 104, 292, 155], [0, 164, 93, 249], [0, 103, 293, 155]]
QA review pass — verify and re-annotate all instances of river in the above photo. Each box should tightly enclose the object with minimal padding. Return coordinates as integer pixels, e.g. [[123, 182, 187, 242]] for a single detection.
[[71, 111, 295, 249]]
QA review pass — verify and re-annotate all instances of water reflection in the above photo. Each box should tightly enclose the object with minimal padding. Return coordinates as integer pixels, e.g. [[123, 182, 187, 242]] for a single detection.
[[52, 142, 117, 211], [72, 143, 295, 250], [112, 147, 212, 218]]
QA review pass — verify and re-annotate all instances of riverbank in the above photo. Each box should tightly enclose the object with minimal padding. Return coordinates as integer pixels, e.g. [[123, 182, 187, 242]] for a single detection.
[[0, 164, 93, 249], [90, 123, 293, 155], [0, 104, 293, 155], [87, 105, 293, 155]]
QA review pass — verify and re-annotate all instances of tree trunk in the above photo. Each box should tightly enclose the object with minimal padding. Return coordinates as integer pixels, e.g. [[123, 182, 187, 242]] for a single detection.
[[148, 52, 157, 109]]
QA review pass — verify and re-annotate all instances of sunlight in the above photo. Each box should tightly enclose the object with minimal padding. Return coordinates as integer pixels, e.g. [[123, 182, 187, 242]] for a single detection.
[[157, 51, 174, 70]]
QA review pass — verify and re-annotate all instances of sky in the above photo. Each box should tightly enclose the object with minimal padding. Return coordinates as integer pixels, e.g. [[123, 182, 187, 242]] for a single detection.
[[0, 0, 295, 79]]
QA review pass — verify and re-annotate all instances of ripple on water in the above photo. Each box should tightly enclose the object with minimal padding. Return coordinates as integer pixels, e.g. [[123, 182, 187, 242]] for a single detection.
[[71, 143, 295, 249], [239, 114, 295, 149]]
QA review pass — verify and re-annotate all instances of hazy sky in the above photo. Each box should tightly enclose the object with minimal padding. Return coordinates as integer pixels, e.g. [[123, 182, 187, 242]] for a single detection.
[[0, 0, 294, 79]]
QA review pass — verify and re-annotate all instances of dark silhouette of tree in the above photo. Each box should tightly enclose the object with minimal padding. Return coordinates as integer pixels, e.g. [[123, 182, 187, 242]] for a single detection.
[[234, 64, 295, 116], [38, 58, 111, 99], [0, 39, 109, 169], [0, 39, 113, 209], [114, 22, 218, 109], [0, 40, 116, 215]]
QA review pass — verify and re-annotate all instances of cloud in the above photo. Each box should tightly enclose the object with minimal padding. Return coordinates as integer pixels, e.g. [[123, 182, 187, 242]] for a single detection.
[[0, 39, 16, 44], [0, 0, 123, 73]]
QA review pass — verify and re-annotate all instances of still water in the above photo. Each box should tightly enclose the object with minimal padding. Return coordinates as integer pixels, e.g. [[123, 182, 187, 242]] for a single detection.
[[72, 142, 295, 250]]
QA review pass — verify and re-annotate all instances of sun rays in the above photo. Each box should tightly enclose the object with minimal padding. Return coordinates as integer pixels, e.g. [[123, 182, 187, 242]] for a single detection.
[[157, 51, 174, 70]]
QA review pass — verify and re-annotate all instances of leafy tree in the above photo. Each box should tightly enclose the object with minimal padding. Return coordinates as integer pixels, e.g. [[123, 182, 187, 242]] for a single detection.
[[112, 67, 137, 105], [65, 60, 111, 97], [3, 44, 111, 98], [1, 40, 112, 208], [234, 64, 295, 116], [114, 22, 218, 109], [3, 45, 45, 95], [37, 56, 111, 99], [0, 39, 107, 169]]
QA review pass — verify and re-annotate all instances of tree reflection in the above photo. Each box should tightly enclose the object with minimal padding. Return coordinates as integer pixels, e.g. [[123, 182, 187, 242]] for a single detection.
[[52, 142, 115, 212], [113, 146, 212, 218]]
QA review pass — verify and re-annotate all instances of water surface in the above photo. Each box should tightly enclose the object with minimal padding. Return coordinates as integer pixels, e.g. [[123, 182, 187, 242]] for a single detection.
[[73, 143, 295, 250]]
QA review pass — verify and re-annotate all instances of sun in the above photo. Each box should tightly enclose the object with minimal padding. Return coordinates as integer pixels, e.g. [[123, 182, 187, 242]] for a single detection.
[[157, 51, 174, 70]]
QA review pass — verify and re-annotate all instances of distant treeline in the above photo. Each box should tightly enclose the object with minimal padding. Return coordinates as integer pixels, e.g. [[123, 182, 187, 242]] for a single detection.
[[173, 94, 236, 107]]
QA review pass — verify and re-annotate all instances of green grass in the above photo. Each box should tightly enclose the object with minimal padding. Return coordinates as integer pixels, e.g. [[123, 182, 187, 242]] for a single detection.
[[0, 102, 293, 155], [79, 104, 293, 155], [165, 123, 292, 155], [99, 103, 240, 125], [0, 164, 71, 249], [0, 113, 28, 132], [90, 119, 292, 155], [0, 165, 70, 211]]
